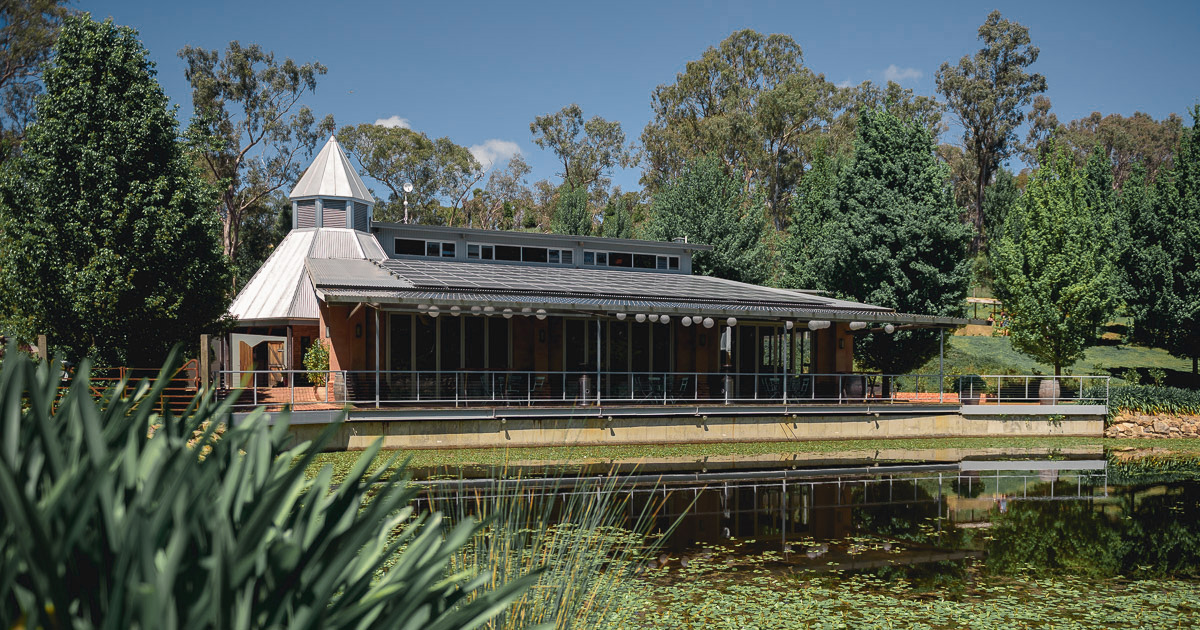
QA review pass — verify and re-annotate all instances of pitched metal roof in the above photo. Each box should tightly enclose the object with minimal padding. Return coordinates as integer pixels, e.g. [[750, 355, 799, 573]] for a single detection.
[[229, 228, 386, 323], [373, 258, 889, 311], [288, 135, 373, 203]]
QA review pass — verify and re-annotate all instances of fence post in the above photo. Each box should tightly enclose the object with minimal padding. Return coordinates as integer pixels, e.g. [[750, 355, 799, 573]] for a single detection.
[[36, 334, 47, 364], [200, 334, 210, 395]]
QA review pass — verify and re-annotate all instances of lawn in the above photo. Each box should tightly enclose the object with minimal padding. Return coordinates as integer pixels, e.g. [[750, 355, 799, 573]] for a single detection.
[[307, 436, 1200, 481], [916, 334, 1195, 386]]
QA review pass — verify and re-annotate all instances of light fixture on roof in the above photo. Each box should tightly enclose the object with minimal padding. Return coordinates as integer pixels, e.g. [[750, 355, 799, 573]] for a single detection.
[[884, 324, 895, 334], [635, 314, 647, 323], [471, 306, 482, 314], [648, 314, 660, 323], [402, 181, 414, 224], [483, 306, 495, 314], [521, 307, 532, 316], [726, 317, 737, 327], [536, 309, 547, 320], [502, 308, 513, 319], [417, 304, 429, 311], [807, 320, 831, 330], [702, 317, 714, 328], [428, 306, 440, 318], [681, 317, 692, 327], [450, 306, 461, 316], [616, 312, 627, 321], [691, 315, 702, 325], [848, 321, 867, 331], [785, 320, 794, 330], [660, 314, 670, 324]]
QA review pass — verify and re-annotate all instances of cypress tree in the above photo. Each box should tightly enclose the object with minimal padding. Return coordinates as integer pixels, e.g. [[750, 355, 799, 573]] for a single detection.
[[813, 108, 972, 373]]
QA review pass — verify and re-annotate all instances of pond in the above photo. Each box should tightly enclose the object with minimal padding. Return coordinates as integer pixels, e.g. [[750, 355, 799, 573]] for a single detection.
[[411, 452, 1200, 628]]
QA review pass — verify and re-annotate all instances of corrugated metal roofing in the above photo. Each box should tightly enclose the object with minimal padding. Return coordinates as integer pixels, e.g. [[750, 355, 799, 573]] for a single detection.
[[377, 258, 890, 311], [315, 288, 966, 325], [306, 258, 413, 290], [288, 136, 373, 203], [228, 228, 387, 323]]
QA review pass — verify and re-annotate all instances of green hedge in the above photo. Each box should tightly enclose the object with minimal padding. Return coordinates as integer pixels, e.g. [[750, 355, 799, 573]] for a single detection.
[[1089, 384, 1200, 419]]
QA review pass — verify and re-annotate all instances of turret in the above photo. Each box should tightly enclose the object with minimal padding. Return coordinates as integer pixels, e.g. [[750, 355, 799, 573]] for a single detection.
[[289, 135, 374, 231]]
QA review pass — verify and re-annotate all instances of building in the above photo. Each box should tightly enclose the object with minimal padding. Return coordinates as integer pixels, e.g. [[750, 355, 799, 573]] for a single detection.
[[223, 136, 1105, 447]]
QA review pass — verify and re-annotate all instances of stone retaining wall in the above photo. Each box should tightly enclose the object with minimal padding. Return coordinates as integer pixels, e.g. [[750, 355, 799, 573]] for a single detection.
[[1106, 413, 1200, 438]]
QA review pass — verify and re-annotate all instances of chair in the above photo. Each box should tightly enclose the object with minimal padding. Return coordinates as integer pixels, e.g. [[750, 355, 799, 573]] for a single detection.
[[673, 375, 691, 402]]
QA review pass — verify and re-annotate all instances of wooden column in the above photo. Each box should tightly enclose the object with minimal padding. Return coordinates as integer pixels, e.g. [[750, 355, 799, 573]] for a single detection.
[[200, 334, 210, 393]]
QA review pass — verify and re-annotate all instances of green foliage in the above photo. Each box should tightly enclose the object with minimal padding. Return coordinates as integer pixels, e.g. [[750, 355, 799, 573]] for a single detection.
[[0, 15, 230, 365], [1103, 384, 1200, 417], [599, 194, 634, 239], [0, 346, 536, 629], [642, 155, 768, 284], [982, 167, 1020, 256], [795, 107, 972, 373], [992, 144, 1121, 374], [549, 184, 592, 236], [179, 39, 332, 274], [303, 338, 330, 387], [530, 103, 631, 193], [339, 123, 484, 224], [0, 0, 70, 161], [780, 142, 841, 290], [936, 10, 1047, 251], [233, 191, 291, 291], [1126, 107, 1200, 373], [986, 500, 1124, 577]]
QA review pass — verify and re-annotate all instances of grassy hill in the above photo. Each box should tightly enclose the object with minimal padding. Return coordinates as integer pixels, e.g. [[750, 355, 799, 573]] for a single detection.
[[912, 335, 1196, 387]]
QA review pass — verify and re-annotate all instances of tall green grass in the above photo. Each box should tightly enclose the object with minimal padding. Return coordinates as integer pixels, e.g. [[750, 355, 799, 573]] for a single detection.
[[426, 471, 683, 629], [1102, 384, 1200, 417]]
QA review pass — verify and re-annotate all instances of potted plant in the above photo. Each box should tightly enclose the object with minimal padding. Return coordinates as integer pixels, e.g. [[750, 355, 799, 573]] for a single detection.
[[303, 340, 330, 399]]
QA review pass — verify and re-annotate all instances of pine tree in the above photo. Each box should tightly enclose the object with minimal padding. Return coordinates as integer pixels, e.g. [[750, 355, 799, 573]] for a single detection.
[[0, 15, 230, 365], [992, 144, 1120, 375], [812, 108, 972, 373]]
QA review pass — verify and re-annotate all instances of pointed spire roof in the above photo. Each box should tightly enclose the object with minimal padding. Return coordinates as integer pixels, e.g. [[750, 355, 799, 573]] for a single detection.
[[289, 135, 373, 203]]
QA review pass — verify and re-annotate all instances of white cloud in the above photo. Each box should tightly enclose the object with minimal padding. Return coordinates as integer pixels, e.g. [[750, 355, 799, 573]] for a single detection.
[[836, 79, 853, 88], [469, 139, 521, 170], [882, 64, 923, 83], [374, 115, 411, 129]]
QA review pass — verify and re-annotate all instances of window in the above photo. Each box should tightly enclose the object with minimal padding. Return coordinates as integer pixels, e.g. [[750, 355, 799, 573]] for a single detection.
[[546, 248, 572, 264], [608, 252, 633, 268], [395, 238, 424, 256], [561, 250, 574, 264], [441, 242, 455, 257], [668, 256, 680, 270], [467, 243, 494, 260], [522, 247, 548, 263], [496, 245, 522, 261], [425, 241, 439, 257], [584, 251, 594, 265], [548, 249, 560, 264], [596, 252, 608, 266], [634, 254, 656, 269]]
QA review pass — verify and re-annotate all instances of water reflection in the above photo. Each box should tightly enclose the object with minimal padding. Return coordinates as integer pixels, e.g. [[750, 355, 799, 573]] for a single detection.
[[415, 455, 1200, 581]]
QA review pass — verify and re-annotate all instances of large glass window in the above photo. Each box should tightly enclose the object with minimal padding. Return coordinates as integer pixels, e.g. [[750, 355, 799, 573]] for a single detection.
[[464, 317, 485, 369], [522, 247, 548, 263], [608, 252, 633, 268], [488, 318, 509, 369], [440, 318, 461, 370], [467, 243, 494, 260], [496, 245, 521, 261], [394, 238, 424, 256], [634, 254, 657, 269], [415, 315, 436, 371], [389, 314, 412, 370]]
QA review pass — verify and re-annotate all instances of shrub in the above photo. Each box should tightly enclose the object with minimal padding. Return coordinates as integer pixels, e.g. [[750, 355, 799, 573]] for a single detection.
[[303, 338, 331, 387], [1086, 384, 1200, 420], [0, 345, 535, 629]]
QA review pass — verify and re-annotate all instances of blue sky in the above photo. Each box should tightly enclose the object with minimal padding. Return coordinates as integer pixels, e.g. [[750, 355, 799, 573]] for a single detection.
[[86, 0, 1200, 195]]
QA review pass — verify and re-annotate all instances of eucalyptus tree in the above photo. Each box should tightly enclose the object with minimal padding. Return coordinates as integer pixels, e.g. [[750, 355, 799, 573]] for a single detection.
[[530, 103, 632, 194], [937, 10, 1046, 253], [992, 144, 1120, 375], [179, 41, 333, 275], [338, 123, 484, 225], [0, 15, 229, 364], [641, 29, 840, 224], [0, 0, 70, 161]]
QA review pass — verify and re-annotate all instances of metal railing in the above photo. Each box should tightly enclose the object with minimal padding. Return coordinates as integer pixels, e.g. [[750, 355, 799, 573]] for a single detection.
[[957, 374, 1109, 406], [215, 370, 1110, 411]]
